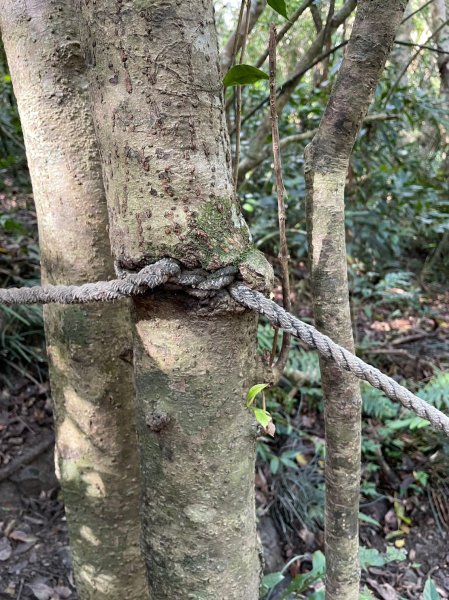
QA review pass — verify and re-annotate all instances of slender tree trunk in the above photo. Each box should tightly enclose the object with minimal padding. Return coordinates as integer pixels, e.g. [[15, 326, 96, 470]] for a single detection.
[[78, 1, 273, 598], [304, 2, 407, 599], [0, 3, 148, 598], [431, 0, 449, 96]]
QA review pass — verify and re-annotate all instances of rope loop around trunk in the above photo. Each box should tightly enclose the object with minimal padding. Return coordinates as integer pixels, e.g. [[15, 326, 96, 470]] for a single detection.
[[1, 258, 448, 437]]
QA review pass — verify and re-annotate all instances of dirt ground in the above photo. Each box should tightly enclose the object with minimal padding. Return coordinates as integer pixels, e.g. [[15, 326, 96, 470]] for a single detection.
[[0, 380, 76, 600]]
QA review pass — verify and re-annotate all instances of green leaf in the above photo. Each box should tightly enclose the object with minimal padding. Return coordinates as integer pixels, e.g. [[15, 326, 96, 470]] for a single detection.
[[246, 383, 268, 407], [270, 456, 280, 475], [384, 546, 407, 562], [359, 588, 376, 600], [359, 546, 406, 571], [0, 216, 26, 234], [253, 408, 272, 428], [358, 512, 381, 528], [278, 571, 322, 600], [261, 572, 284, 593], [223, 64, 269, 87], [309, 590, 325, 600], [359, 547, 385, 570], [280, 456, 298, 470], [312, 550, 326, 575], [424, 578, 441, 600], [267, 0, 288, 19]]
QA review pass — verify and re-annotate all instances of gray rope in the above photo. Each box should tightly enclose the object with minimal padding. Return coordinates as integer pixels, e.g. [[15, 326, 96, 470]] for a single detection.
[[230, 283, 449, 437], [0, 259, 181, 305], [0, 259, 237, 305], [1, 259, 448, 437]]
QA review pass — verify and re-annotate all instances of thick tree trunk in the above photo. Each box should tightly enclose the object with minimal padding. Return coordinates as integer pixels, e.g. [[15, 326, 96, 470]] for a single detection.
[[304, 2, 407, 599], [0, 3, 148, 598], [78, 1, 273, 598]]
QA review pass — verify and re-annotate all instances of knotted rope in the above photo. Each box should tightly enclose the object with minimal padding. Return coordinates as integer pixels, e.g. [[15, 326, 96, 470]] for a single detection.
[[1, 258, 448, 436]]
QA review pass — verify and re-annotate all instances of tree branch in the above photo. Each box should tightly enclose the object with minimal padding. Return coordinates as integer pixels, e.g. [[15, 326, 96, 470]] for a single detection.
[[238, 0, 357, 184], [395, 39, 449, 55], [268, 24, 291, 377], [255, 0, 313, 68], [402, 0, 435, 23], [220, 0, 267, 73], [304, 2, 407, 597], [234, 0, 252, 189], [385, 17, 449, 103]]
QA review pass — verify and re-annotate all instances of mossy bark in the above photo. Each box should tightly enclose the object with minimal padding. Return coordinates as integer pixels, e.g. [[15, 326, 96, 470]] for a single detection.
[[0, 2, 148, 598], [78, 1, 271, 597], [304, 2, 407, 599]]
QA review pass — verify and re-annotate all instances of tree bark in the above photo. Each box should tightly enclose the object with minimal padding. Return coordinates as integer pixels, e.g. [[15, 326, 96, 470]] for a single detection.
[[304, 2, 407, 599], [0, 3, 148, 598], [78, 1, 273, 598]]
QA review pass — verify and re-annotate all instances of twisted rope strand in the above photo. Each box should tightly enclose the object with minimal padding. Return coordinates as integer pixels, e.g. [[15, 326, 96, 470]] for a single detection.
[[230, 284, 449, 437], [0, 259, 181, 305], [1, 260, 448, 437]]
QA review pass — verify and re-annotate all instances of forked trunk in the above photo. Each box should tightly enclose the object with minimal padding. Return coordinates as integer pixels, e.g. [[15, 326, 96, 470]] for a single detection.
[[78, 1, 272, 598]]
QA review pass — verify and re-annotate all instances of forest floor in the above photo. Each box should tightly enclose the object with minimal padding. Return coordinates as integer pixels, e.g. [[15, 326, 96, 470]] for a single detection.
[[0, 189, 448, 599]]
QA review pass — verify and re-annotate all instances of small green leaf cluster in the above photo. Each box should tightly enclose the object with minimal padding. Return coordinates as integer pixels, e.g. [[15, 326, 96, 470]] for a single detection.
[[246, 383, 274, 432], [260, 550, 325, 599]]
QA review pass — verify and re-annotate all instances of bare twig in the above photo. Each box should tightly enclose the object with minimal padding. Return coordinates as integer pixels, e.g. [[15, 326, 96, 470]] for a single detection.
[[255, 0, 313, 68], [385, 18, 449, 103], [0, 433, 54, 483], [239, 40, 349, 131], [310, 2, 323, 32], [17, 579, 24, 600], [268, 24, 291, 376], [230, 0, 246, 70], [239, 113, 398, 180], [402, 0, 435, 23], [234, 0, 252, 190], [221, 0, 266, 73], [395, 40, 449, 55], [224, 0, 246, 121]]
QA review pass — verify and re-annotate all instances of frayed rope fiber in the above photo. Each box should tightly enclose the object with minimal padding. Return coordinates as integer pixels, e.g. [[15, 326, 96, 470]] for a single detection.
[[1, 258, 448, 437]]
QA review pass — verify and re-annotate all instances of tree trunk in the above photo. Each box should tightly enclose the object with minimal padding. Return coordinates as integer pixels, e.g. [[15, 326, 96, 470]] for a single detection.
[[304, 2, 407, 599], [78, 1, 273, 598], [0, 3, 148, 598], [431, 0, 449, 96], [390, 3, 413, 83]]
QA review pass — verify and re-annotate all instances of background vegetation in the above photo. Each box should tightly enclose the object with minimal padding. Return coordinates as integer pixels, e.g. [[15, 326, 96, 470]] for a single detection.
[[0, 1, 448, 598]]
